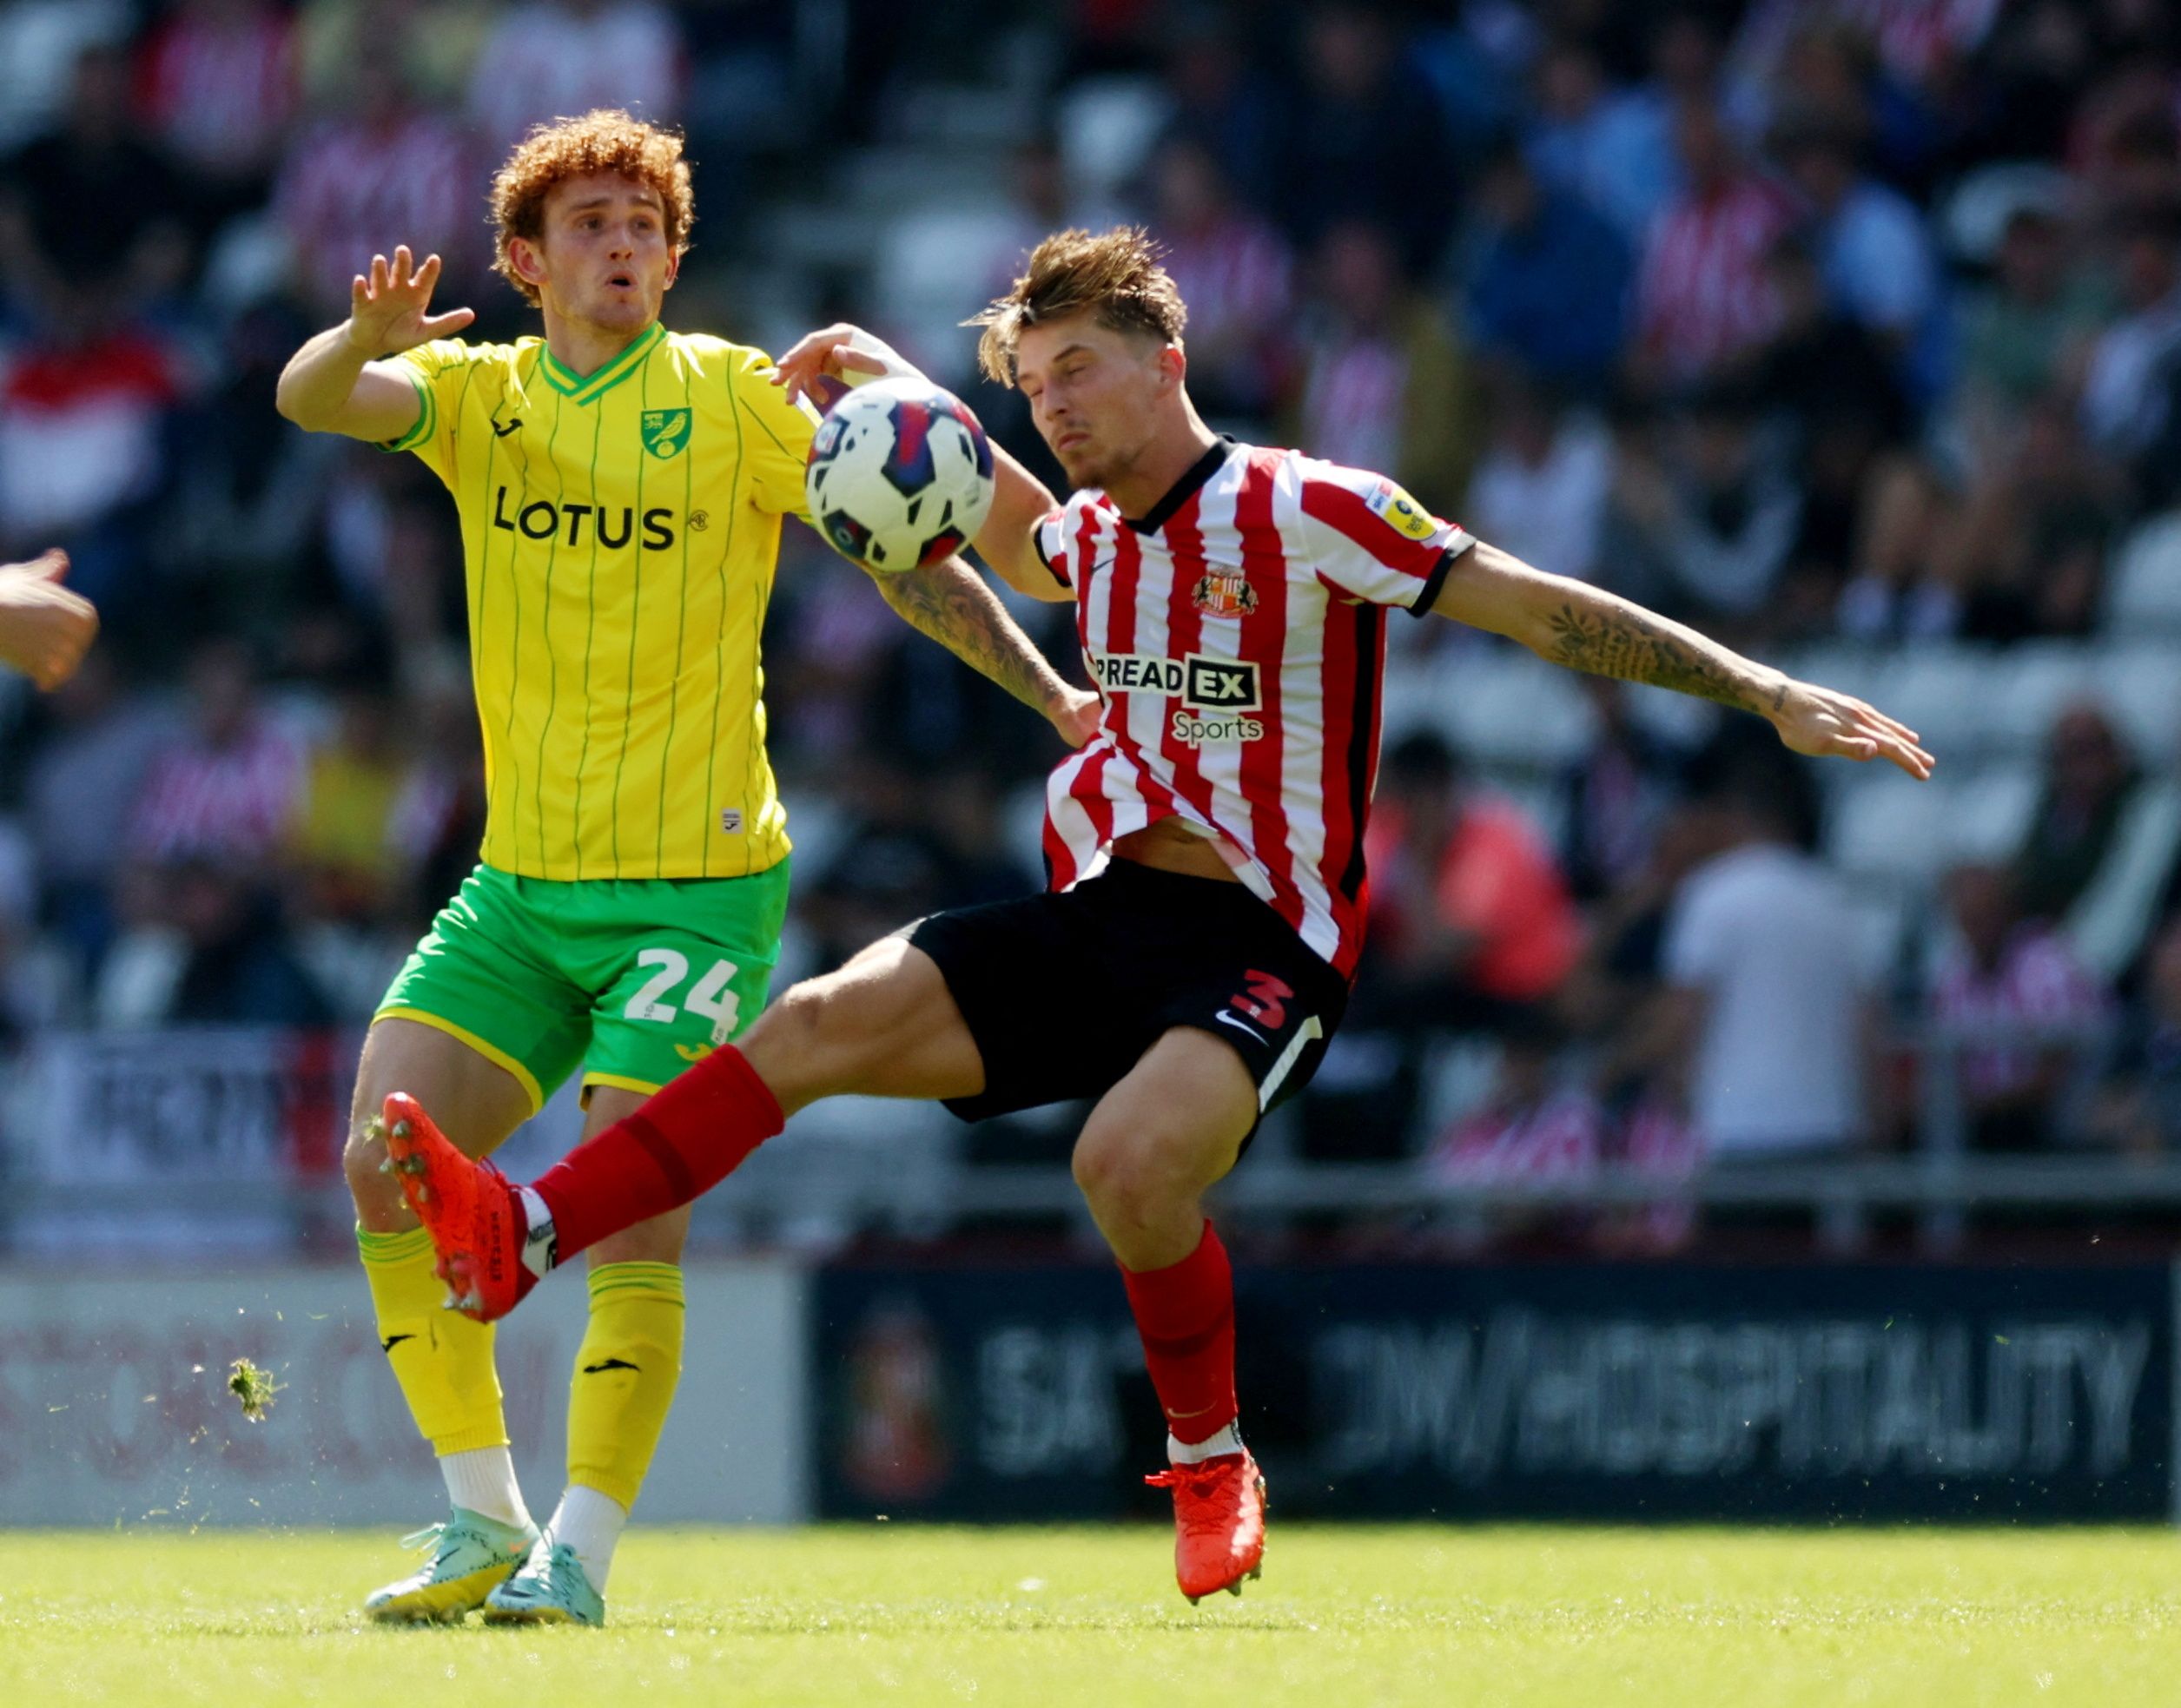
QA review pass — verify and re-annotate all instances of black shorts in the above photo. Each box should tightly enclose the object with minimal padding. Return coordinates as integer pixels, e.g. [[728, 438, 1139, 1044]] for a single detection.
[[902, 859, 1349, 1128]]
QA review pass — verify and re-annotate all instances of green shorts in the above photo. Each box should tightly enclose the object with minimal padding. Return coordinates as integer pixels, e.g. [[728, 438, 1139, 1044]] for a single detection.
[[376, 861, 791, 1112]]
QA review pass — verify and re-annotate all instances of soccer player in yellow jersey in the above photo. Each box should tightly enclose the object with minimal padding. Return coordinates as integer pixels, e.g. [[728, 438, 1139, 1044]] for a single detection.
[[275, 110, 1093, 1625]]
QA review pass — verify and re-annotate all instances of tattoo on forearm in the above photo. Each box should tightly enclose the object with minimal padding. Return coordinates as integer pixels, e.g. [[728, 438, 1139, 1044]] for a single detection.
[[1545, 600, 1781, 714], [877, 562, 1065, 715]]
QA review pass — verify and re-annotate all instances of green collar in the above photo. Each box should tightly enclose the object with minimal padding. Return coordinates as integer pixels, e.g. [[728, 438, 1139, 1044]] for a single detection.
[[538, 322, 664, 403]]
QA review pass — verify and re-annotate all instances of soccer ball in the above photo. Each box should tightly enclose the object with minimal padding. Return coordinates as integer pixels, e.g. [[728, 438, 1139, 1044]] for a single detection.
[[804, 377, 995, 572]]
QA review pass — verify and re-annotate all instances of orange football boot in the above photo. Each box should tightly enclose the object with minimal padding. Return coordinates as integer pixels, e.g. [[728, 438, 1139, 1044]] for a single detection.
[[1145, 1449, 1267, 1604], [380, 1091, 541, 1322]]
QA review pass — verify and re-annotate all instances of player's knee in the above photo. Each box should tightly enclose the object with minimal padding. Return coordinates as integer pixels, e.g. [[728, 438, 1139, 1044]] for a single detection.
[[341, 1118, 400, 1211], [1071, 1128, 1187, 1228]]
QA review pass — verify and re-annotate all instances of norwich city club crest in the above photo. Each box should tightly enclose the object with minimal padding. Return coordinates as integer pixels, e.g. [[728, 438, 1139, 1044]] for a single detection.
[[641, 408, 692, 459]]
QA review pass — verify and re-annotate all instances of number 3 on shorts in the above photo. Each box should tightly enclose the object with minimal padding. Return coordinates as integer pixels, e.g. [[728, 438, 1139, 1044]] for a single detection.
[[624, 948, 743, 1045]]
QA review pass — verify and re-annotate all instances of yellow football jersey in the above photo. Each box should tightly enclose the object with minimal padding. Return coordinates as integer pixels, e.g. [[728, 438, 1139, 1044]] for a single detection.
[[385, 324, 816, 880]]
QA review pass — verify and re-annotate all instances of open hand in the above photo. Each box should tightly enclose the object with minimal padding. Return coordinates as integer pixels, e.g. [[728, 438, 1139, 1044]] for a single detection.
[[772, 323, 921, 406], [346, 245, 473, 359], [0, 550, 96, 689], [1771, 680, 1933, 778]]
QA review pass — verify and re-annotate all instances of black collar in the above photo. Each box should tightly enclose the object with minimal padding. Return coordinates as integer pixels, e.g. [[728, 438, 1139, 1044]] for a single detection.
[[1120, 435, 1233, 534]]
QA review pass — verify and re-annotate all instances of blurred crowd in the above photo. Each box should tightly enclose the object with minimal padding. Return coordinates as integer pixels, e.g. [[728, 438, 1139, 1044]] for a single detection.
[[5, 0, 2181, 1244]]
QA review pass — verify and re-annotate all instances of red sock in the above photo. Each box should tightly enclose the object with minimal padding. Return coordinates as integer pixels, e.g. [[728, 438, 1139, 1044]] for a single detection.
[[532, 1045, 784, 1259], [1120, 1221, 1238, 1448]]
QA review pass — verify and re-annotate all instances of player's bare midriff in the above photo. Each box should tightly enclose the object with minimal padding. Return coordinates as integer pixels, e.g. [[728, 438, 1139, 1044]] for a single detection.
[[1111, 821, 1244, 882]]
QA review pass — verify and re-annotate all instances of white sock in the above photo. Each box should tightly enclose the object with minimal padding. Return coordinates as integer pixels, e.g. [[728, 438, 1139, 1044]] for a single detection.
[[1169, 1421, 1244, 1465], [550, 1484, 628, 1590], [439, 1446, 533, 1532]]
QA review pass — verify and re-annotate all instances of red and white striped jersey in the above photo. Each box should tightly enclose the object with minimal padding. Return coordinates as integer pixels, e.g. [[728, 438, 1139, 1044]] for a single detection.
[[1032, 439, 1470, 976]]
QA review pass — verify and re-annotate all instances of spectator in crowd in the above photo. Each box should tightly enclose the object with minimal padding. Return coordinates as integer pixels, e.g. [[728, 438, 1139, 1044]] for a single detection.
[[286, 673, 410, 929], [129, 639, 303, 869], [1523, 35, 1681, 246], [1273, 3, 1457, 274], [109, 856, 334, 1028], [1144, 136, 1292, 426], [1358, 731, 1583, 1026], [2091, 912, 2181, 1155], [1603, 383, 1802, 631], [159, 302, 340, 634], [1463, 366, 1615, 590], [1940, 394, 2121, 640], [1289, 220, 1477, 518], [275, 56, 477, 317], [1463, 139, 1631, 398], [1629, 97, 1797, 391], [1941, 198, 2114, 480], [1556, 678, 1689, 905], [1155, 9, 1284, 214], [2079, 212, 2181, 462], [1744, 234, 1913, 633], [1930, 861, 2109, 1151], [1652, 740, 1871, 1164], [466, 0, 682, 154], [0, 297, 178, 612], [1771, 115, 1941, 392], [2014, 701, 2150, 926], [23, 647, 166, 978], [0, 41, 190, 330], [1425, 1012, 1602, 1199], [298, 0, 492, 112], [134, 0, 299, 226]]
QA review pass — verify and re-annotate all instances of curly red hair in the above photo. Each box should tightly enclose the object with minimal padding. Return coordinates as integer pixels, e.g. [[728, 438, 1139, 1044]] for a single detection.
[[490, 109, 694, 307]]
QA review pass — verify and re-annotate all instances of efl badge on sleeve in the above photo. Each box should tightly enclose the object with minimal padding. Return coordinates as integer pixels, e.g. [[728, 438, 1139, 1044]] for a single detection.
[[1365, 479, 1439, 542], [1192, 569, 1259, 617], [642, 408, 693, 459]]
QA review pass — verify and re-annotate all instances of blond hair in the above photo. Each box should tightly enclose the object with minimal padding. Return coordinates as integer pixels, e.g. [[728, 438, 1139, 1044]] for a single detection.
[[490, 109, 694, 307], [968, 226, 1188, 384]]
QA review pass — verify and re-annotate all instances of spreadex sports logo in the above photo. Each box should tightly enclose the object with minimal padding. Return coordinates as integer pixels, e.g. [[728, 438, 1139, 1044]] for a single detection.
[[1092, 652, 1264, 747], [492, 486, 680, 551]]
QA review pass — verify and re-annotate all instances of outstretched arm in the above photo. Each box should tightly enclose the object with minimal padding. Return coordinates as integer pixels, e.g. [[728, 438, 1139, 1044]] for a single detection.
[[871, 557, 1101, 747], [1432, 540, 1933, 777], [275, 245, 473, 440]]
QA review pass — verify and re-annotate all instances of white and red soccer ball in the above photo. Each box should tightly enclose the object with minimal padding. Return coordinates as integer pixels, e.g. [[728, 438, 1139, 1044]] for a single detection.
[[804, 377, 995, 572]]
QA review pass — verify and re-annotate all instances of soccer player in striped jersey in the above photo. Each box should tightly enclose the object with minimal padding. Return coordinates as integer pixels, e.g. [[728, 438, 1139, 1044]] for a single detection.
[[274, 111, 1093, 1626], [378, 228, 1933, 1604]]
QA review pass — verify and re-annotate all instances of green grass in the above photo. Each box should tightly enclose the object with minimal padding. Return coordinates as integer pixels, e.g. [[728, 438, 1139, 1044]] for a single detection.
[[3, 1526, 2178, 1705]]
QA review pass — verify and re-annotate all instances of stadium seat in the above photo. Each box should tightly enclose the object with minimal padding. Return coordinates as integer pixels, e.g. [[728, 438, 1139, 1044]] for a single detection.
[[1979, 643, 2099, 759], [1437, 651, 1597, 768], [1827, 771, 1960, 884], [2090, 643, 2181, 768], [1946, 763, 2041, 864], [2105, 511, 2181, 635], [1863, 645, 2007, 762]]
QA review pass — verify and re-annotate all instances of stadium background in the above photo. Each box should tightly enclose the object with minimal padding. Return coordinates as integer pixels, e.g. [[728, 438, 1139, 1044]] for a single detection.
[[2, 0, 2181, 1527]]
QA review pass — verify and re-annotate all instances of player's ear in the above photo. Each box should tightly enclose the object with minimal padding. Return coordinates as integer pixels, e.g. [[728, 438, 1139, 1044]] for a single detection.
[[1156, 342, 1186, 393], [506, 235, 546, 289], [663, 247, 681, 292]]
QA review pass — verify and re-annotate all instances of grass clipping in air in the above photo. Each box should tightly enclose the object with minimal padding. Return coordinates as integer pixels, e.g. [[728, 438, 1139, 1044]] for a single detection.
[[226, 1357, 281, 1422]]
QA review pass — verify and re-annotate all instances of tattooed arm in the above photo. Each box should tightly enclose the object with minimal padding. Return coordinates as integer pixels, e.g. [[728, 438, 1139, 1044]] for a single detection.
[[872, 557, 1101, 746], [1431, 540, 1933, 777]]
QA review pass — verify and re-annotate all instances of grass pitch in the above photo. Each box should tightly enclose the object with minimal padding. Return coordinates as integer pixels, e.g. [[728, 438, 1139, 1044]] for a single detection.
[[2, 1525, 2178, 1706]]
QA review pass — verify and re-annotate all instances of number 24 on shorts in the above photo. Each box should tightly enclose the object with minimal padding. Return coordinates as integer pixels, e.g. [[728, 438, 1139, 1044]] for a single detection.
[[623, 948, 742, 1045]]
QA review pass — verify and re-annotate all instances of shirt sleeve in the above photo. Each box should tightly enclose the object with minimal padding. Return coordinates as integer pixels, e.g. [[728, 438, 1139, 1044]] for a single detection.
[[728, 344, 823, 518], [378, 338, 480, 486], [1031, 505, 1073, 588], [1293, 457, 1473, 615]]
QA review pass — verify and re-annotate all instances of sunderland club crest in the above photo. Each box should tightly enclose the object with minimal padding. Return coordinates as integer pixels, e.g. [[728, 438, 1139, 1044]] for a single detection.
[[1192, 569, 1258, 617]]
